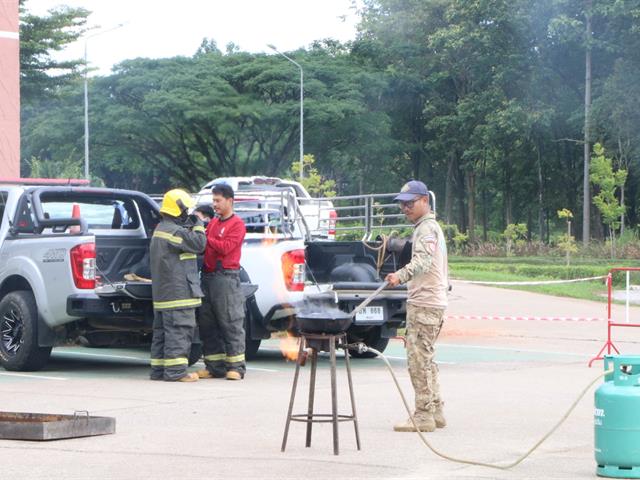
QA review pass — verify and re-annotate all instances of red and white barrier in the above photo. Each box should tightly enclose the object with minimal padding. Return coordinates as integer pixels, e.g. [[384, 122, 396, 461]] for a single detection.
[[447, 314, 602, 322]]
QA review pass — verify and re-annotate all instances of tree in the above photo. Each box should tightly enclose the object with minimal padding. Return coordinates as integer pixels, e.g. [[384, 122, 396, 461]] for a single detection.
[[590, 143, 626, 257], [557, 209, 577, 266], [290, 154, 336, 197], [19, 1, 89, 101]]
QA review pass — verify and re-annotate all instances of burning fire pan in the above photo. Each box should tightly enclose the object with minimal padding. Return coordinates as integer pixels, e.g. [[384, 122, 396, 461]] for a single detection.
[[295, 281, 389, 335], [296, 311, 353, 334], [0, 411, 115, 441]]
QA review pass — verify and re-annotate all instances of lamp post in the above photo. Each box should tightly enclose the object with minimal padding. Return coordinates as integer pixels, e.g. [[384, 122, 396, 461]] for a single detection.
[[84, 23, 125, 180], [267, 44, 304, 181]]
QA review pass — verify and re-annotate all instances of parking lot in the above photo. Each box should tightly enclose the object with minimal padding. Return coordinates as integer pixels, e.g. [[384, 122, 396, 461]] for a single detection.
[[2, 281, 640, 480]]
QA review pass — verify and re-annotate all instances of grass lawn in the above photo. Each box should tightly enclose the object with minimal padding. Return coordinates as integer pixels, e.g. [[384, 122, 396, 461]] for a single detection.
[[449, 256, 640, 303]]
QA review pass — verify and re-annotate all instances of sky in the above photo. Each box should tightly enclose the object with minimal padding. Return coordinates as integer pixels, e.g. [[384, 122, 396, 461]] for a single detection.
[[24, 0, 363, 76]]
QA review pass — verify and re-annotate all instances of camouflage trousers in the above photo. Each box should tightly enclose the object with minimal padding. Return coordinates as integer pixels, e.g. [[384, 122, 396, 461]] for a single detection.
[[406, 304, 445, 415]]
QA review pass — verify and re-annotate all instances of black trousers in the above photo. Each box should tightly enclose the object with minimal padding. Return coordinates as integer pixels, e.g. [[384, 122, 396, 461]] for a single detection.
[[198, 271, 246, 377], [150, 308, 196, 381]]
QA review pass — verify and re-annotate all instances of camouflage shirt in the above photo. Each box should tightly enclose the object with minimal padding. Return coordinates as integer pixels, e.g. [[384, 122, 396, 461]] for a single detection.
[[396, 213, 448, 309]]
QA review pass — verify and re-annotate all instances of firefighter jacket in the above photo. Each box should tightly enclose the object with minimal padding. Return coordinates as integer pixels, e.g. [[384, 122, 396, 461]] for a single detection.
[[150, 217, 207, 310]]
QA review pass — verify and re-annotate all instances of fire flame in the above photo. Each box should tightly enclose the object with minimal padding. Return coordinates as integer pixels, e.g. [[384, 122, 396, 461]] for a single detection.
[[280, 332, 300, 362]]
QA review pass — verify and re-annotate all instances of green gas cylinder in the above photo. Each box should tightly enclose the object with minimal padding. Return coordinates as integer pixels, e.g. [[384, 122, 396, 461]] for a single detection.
[[595, 355, 640, 478]]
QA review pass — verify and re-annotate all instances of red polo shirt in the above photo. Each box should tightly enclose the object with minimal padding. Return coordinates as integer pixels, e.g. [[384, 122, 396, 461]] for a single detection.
[[203, 214, 246, 272]]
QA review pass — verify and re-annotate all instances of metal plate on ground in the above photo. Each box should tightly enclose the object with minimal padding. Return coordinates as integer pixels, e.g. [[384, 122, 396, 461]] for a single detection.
[[0, 411, 115, 441]]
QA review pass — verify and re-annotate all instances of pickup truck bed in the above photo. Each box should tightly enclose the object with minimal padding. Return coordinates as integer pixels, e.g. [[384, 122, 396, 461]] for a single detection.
[[302, 240, 409, 356]]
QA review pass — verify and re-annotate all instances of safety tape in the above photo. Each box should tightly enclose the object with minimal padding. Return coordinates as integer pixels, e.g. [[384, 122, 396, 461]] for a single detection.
[[179, 253, 197, 260], [447, 314, 603, 322], [453, 275, 607, 286]]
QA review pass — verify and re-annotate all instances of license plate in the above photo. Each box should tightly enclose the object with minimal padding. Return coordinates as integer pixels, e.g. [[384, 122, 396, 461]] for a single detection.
[[355, 306, 384, 321]]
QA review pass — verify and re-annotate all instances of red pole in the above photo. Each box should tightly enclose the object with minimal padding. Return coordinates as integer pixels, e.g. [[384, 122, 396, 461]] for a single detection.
[[607, 273, 612, 321]]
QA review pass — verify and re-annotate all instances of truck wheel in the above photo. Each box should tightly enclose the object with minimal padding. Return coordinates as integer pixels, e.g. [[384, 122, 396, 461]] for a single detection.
[[188, 343, 202, 366], [243, 298, 261, 360], [347, 328, 390, 359], [0, 291, 52, 371], [245, 337, 261, 361], [244, 320, 261, 360]]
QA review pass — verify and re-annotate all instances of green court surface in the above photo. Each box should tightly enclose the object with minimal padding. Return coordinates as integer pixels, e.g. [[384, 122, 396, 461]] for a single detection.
[[0, 339, 588, 384]]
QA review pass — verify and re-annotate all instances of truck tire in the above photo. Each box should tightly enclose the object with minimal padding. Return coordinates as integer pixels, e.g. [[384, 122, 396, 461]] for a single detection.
[[347, 328, 389, 359], [0, 291, 52, 371], [245, 336, 261, 361], [188, 343, 202, 366], [244, 315, 261, 361]]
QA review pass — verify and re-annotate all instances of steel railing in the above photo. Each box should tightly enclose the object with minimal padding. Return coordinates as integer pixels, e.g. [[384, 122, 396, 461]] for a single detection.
[[193, 189, 436, 241]]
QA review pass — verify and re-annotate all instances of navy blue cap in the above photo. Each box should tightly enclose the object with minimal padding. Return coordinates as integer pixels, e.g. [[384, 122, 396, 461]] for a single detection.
[[394, 180, 429, 201]]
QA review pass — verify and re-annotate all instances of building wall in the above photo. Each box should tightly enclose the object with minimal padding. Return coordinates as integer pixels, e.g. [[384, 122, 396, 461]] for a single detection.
[[0, 0, 20, 178]]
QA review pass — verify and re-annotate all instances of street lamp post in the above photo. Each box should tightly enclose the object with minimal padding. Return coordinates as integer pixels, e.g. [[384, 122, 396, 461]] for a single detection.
[[267, 44, 304, 181], [84, 24, 125, 180]]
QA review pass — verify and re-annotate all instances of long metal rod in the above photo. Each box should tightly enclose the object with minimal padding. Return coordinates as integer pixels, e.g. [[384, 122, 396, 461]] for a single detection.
[[83, 42, 89, 180], [349, 281, 389, 319], [343, 337, 361, 450], [281, 338, 305, 452], [330, 336, 339, 455], [305, 348, 317, 448], [267, 44, 303, 181]]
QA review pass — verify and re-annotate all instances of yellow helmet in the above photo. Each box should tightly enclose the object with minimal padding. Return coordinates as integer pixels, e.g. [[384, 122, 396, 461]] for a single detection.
[[159, 189, 195, 217]]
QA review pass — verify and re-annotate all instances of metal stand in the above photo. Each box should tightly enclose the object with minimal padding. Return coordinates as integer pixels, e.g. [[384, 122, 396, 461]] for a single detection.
[[589, 270, 640, 366], [281, 332, 361, 455]]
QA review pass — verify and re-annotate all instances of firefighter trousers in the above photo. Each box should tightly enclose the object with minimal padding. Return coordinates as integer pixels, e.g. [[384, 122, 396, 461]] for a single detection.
[[198, 271, 246, 377], [150, 308, 196, 381]]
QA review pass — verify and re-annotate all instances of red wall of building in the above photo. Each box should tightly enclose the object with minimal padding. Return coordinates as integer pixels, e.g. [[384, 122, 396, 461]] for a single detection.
[[0, 0, 20, 178]]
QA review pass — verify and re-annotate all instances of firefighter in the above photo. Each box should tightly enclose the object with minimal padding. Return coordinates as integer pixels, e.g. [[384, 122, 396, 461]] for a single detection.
[[197, 183, 247, 380], [150, 189, 207, 382]]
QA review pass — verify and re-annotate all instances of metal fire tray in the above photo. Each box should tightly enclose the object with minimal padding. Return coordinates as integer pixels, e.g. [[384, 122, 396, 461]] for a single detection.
[[0, 411, 115, 441]]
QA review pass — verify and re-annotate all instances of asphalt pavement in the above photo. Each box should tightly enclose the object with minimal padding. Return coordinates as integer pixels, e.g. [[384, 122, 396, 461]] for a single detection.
[[2, 281, 639, 479]]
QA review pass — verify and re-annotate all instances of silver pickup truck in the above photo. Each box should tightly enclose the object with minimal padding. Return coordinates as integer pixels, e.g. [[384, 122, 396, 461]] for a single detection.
[[0, 184, 257, 372]]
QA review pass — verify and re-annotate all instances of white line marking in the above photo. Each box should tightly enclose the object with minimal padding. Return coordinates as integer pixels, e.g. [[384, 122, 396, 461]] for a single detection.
[[0, 31, 19, 40], [55, 351, 145, 361], [438, 343, 590, 357], [0, 372, 67, 381], [247, 367, 279, 372]]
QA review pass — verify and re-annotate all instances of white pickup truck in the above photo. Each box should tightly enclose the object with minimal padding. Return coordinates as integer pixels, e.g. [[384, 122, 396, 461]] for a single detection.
[[194, 188, 409, 358], [198, 176, 336, 240]]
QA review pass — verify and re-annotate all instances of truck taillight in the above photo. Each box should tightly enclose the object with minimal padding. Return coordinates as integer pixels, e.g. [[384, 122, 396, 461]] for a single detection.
[[70, 243, 96, 289], [328, 210, 337, 240], [282, 249, 306, 291]]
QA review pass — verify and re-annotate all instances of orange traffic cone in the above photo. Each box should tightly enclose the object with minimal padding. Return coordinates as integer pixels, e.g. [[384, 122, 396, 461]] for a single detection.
[[70, 203, 81, 234]]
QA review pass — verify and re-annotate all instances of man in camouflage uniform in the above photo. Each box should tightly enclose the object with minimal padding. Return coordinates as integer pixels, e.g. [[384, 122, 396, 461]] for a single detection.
[[150, 189, 207, 382], [386, 180, 449, 432]]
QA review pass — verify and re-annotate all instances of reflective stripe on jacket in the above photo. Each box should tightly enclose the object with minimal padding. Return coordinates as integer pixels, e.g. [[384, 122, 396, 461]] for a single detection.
[[150, 218, 207, 310]]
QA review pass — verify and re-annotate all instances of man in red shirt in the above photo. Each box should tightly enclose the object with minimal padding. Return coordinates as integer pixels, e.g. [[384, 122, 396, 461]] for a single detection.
[[197, 184, 247, 380]]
